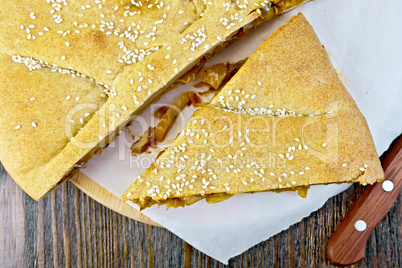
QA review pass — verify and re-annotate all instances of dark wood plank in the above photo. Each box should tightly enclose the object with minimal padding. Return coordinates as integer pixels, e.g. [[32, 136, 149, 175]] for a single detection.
[[74, 189, 83, 268], [0, 170, 25, 267], [50, 191, 59, 268], [61, 183, 71, 268], [36, 199, 44, 267]]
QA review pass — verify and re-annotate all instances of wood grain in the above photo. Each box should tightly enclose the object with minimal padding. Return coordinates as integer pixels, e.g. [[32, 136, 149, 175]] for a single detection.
[[0, 138, 401, 267], [0, 166, 25, 267]]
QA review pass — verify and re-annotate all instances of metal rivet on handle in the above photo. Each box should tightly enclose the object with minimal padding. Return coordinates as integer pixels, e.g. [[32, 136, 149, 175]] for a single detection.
[[355, 220, 367, 232], [382, 180, 394, 192]]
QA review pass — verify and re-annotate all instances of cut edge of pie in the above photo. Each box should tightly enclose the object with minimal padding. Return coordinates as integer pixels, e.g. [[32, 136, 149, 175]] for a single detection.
[[121, 13, 384, 210], [0, 1, 310, 200]]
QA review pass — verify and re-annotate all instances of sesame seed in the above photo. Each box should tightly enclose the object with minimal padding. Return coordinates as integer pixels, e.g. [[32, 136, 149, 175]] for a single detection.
[[359, 167, 365, 171], [299, 172, 304, 175], [31, 122, 37, 127], [65, 41, 70, 46], [322, 143, 327, 147], [342, 163, 348, 167], [15, 125, 21, 130]]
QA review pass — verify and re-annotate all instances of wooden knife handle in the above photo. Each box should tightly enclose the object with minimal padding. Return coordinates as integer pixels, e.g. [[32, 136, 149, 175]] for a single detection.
[[326, 136, 402, 266]]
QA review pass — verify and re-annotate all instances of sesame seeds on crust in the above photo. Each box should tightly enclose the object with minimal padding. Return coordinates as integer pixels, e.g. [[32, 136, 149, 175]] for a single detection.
[[122, 14, 384, 209], [123, 106, 378, 208], [1, 0, 289, 200]]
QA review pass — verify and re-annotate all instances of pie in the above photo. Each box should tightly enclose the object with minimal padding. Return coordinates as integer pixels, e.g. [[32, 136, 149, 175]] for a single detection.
[[0, 0, 309, 199], [121, 14, 384, 209]]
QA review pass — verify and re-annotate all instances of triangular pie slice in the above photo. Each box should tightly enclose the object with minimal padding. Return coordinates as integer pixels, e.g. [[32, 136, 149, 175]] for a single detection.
[[0, 0, 310, 200], [122, 14, 384, 209]]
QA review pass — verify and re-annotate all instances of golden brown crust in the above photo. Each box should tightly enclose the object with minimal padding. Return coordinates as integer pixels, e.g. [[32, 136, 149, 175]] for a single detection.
[[0, 1, 309, 200], [0, 53, 107, 194], [210, 13, 357, 114], [122, 14, 384, 209]]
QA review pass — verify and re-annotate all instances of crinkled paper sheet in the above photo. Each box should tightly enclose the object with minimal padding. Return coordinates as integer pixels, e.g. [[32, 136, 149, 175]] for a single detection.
[[83, 0, 402, 263]]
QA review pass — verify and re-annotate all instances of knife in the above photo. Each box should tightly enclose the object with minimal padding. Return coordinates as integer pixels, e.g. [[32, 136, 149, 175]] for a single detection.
[[326, 135, 402, 266]]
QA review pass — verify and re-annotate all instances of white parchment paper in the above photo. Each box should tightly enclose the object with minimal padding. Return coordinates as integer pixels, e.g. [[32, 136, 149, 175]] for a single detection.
[[83, 0, 402, 264]]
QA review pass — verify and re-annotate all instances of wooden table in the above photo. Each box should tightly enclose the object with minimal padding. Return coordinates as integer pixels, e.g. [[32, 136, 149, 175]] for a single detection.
[[1, 144, 401, 267]]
